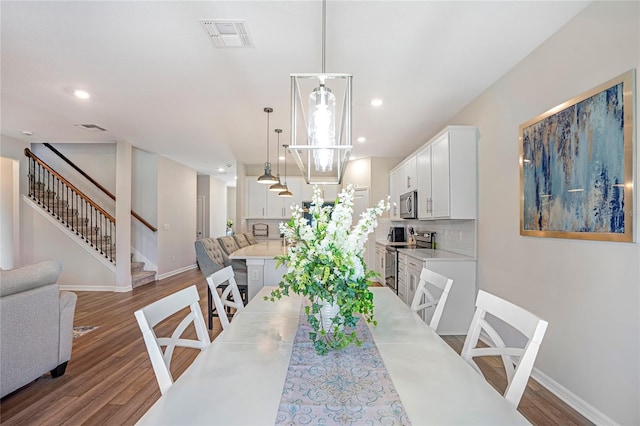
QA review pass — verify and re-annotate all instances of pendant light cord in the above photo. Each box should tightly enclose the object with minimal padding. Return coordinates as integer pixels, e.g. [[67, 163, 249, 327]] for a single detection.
[[283, 144, 288, 183], [275, 130, 281, 174], [266, 110, 270, 162], [321, 0, 326, 74]]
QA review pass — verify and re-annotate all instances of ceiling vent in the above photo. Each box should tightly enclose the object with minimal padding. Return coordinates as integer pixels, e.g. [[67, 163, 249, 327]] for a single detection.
[[74, 123, 108, 132], [199, 19, 254, 48]]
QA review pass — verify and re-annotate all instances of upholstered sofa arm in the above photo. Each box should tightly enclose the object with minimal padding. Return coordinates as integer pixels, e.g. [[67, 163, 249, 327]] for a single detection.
[[59, 291, 77, 364]]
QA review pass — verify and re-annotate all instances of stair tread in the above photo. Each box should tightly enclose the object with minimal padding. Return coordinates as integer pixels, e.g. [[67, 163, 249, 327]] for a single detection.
[[132, 270, 156, 277]]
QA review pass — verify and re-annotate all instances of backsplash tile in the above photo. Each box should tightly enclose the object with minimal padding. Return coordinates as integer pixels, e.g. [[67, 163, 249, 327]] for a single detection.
[[383, 218, 477, 257]]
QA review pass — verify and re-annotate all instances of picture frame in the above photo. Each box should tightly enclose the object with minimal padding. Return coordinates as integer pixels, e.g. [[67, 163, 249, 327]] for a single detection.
[[519, 69, 635, 242]]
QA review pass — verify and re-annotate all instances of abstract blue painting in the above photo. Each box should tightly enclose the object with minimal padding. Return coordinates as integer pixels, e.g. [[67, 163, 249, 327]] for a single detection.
[[520, 70, 634, 242]]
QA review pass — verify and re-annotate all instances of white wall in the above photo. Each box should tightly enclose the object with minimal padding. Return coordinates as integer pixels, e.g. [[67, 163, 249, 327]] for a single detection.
[[21, 197, 116, 290], [209, 177, 227, 238], [197, 174, 228, 238], [132, 148, 158, 267], [227, 186, 236, 232], [0, 157, 19, 269], [31, 143, 117, 216], [157, 156, 197, 278], [449, 2, 639, 424]]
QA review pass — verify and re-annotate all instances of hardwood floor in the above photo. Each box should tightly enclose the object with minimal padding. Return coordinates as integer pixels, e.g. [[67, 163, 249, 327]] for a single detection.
[[0, 270, 592, 425]]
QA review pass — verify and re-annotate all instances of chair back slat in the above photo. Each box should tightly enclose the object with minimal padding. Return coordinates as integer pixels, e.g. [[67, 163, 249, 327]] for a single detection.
[[134, 285, 210, 395], [206, 266, 245, 330], [410, 268, 453, 331], [461, 290, 548, 407]]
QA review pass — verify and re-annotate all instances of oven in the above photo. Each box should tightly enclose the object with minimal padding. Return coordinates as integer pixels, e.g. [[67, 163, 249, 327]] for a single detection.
[[385, 244, 409, 293], [385, 231, 437, 294]]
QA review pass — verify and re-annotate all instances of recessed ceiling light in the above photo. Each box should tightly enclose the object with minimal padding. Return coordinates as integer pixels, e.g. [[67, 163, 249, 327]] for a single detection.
[[74, 89, 90, 99], [370, 98, 383, 107], [21, 130, 33, 136], [357, 137, 366, 143], [279, 156, 285, 161], [217, 167, 226, 173]]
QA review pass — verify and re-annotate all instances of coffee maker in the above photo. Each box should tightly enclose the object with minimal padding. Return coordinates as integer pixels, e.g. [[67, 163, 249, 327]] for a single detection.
[[387, 227, 406, 242]]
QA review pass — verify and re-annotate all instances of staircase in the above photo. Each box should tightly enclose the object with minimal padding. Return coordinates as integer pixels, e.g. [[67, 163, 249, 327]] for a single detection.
[[132, 260, 157, 288], [26, 149, 157, 288]]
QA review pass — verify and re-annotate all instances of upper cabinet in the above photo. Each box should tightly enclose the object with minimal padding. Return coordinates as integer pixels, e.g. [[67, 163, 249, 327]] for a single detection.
[[389, 168, 403, 220], [418, 126, 477, 219], [247, 178, 340, 219], [246, 177, 303, 219], [401, 156, 417, 193], [389, 153, 418, 220], [393, 125, 477, 221]]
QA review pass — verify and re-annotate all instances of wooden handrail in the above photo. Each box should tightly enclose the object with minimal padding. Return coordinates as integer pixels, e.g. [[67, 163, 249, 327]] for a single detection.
[[25, 148, 115, 223], [41, 143, 158, 232]]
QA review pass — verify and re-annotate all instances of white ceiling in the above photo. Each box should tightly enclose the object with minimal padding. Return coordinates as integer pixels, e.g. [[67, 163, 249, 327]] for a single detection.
[[1, 1, 589, 185]]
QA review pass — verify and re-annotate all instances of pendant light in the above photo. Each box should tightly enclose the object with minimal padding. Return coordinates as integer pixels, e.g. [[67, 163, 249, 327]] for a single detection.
[[257, 107, 278, 184], [269, 129, 287, 191], [278, 144, 293, 198], [289, 0, 352, 185]]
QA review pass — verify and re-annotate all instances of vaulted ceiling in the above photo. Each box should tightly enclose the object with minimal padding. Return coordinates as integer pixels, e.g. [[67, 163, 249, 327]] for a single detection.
[[1, 1, 589, 185]]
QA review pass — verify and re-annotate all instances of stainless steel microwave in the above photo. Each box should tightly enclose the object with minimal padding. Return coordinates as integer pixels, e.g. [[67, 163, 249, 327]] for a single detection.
[[400, 191, 418, 219]]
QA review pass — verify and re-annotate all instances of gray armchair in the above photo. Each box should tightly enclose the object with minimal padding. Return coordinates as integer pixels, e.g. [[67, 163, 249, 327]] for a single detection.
[[194, 238, 248, 329], [0, 260, 77, 398]]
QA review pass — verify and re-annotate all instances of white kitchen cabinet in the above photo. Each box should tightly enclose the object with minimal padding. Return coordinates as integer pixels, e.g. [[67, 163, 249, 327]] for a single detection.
[[375, 243, 386, 283], [389, 168, 402, 220], [266, 179, 301, 218], [416, 126, 477, 219], [398, 249, 477, 335], [247, 178, 268, 218], [299, 183, 340, 203], [401, 156, 417, 193], [405, 256, 422, 310], [397, 253, 408, 304], [247, 177, 303, 219], [416, 145, 432, 219]]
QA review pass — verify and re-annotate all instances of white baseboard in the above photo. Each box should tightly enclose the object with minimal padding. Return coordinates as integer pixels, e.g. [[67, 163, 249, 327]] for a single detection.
[[157, 264, 197, 281], [477, 334, 617, 425], [59, 284, 117, 292], [530, 368, 618, 426]]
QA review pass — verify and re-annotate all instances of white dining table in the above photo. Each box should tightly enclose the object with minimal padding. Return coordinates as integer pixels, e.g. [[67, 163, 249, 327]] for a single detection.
[[137, 287, 529, 425]]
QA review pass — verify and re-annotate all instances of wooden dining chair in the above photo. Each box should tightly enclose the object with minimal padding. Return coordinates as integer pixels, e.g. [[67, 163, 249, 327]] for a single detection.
[[410, 268, 453, 331], [134, 285, 210, 395], [461, 290, 548, 407], [205, 266, 245, 330]]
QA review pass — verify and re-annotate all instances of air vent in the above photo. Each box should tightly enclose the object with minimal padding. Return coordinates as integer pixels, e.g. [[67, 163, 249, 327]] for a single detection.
[[199, 19, 254, 48], [74, 123, 108, 132]]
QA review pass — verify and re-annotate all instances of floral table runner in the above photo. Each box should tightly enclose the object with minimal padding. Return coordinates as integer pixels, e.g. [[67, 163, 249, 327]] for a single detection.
[[275, 308, 412, 425]]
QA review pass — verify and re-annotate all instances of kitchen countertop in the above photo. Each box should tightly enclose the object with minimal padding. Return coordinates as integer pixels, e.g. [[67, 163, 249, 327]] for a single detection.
[[375, 240, 416, 247], [397, 248, 476, 261]]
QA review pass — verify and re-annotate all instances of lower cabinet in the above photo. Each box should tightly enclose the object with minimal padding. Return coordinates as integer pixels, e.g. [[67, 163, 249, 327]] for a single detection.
[[406, 257, 422, 310], [398, 253, 477, 335], [397, 253, 408, 304], [375, 243, 386, 283]]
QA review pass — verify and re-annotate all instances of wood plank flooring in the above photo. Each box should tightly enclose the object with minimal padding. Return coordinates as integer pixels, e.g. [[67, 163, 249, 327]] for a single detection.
[[0, 269, 592, 425]]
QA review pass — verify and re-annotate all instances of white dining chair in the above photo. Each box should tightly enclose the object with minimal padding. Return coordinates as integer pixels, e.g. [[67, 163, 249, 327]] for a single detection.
[[410, 267, 453, 331], [134, 285, 210, 395], [205, 266, 245, 330], [461, 290, 548, 407]]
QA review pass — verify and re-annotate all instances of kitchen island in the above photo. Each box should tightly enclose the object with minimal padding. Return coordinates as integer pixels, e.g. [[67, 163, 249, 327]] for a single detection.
[[230, 239, 288, 301]]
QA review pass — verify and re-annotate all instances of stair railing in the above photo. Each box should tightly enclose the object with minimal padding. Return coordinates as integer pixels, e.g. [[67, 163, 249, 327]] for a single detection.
[[43, 143, 157, 232], [25, 148, 116, 263]]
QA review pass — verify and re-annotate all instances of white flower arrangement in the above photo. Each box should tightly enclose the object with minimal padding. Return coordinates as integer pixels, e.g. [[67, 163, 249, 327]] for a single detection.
[[266, 184, 390, 354]]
